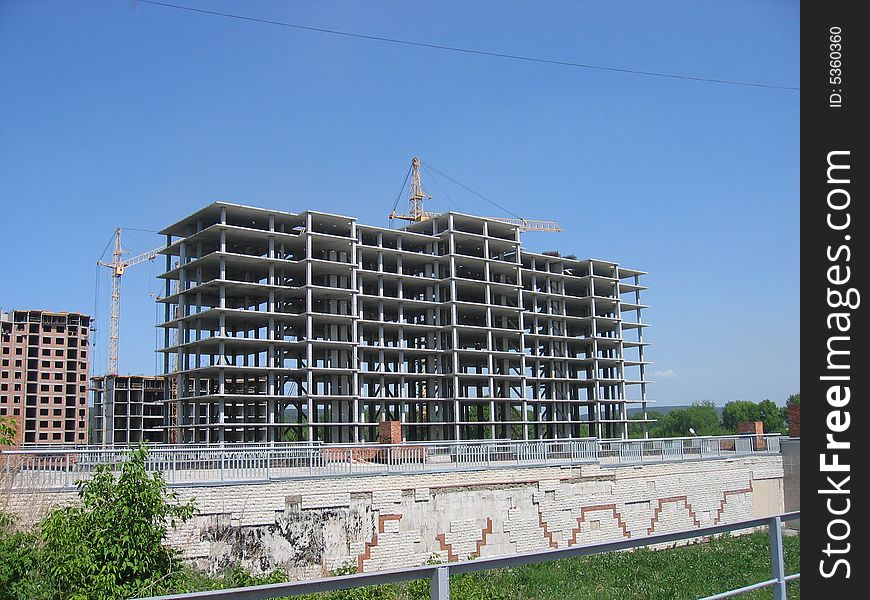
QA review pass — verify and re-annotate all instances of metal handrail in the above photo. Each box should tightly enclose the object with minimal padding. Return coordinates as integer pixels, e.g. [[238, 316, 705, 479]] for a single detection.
[[137, 512, 800, 600], [0, 434, 783, 491]]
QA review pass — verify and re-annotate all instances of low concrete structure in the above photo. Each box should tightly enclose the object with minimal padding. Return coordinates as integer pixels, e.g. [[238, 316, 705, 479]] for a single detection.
[[4, 453, 783, 579], [91, 374, 165, 445], [780, 438, 800, 530]]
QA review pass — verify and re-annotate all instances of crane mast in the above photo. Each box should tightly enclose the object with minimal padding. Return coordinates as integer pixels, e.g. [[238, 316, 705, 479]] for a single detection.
[[97, 228, 163, 375], [388, 157, 562, 232], [390, 157, 436, 223]]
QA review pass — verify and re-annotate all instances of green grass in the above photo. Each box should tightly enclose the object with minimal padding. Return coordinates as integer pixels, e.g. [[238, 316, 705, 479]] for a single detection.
[[156, 531, 799, 600], [457, 531, 801, 600]]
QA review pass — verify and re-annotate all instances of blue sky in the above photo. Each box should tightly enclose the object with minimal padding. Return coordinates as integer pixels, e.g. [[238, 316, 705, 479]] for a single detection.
[[0, 0, 799, 406]]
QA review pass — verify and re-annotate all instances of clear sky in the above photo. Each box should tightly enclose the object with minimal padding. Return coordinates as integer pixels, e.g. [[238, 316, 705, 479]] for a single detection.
[[0, 0, 799, 406]]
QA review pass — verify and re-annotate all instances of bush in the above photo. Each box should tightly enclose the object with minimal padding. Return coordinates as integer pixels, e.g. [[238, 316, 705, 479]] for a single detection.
[[0, 417, 17, 446], [36, 445, 195, 600], [0, 513, 40, 600]]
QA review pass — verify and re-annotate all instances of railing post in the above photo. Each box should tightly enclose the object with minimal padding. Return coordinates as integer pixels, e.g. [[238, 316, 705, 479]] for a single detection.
[[430, 566, 450, 600], [349, 447, 353, 475], [769, 516, 787, 600]]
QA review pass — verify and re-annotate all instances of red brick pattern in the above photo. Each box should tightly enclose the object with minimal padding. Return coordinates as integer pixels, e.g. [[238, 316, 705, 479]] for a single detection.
[[538, 509, 559, 548], [436, 517, 493, 561], [712, 487, 752, 524], [435, 532, 459, 562], [647, 496, 701, 534], [361, 487, 754, 572], [357, 513, 402, 572], [567, 504, 631, 545], [470, 517, 494, 559]]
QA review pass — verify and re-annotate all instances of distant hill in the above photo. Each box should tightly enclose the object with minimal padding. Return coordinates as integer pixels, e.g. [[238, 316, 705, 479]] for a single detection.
[[627, 405, 724, 417]]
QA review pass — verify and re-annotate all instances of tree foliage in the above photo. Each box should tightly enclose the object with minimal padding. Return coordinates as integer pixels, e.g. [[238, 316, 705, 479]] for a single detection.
[[649, 401, 723, 438], [0, 445, 195, 600], [756, 399, 786, 434], [721, 399, 787, 435], [0, 417, 17, 446], [721, 401, 760, 432], [0, 514, 39, 600], [635, 395, 796, 438]]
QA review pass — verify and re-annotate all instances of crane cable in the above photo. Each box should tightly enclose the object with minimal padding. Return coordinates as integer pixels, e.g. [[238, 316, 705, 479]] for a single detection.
[[421, 161, 525, 221], [421, 165, 462, 212], [389, 163, 413, 222]]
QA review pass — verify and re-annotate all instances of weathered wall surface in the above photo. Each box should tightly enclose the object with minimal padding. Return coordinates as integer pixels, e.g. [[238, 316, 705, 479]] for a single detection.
[[3, 456, 784, 579], [780, 438, 800, 530]]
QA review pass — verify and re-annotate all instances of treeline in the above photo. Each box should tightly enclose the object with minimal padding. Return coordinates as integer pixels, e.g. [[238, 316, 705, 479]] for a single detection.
[[629, 394, 799, 438]]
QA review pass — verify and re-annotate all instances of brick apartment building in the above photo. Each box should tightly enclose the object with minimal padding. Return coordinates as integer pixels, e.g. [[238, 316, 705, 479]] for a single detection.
[[0, 309, 91, 445]]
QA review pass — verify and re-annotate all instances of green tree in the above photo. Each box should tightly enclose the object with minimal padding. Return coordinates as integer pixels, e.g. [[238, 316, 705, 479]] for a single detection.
[[0, 513, 39, 600], [0, 417, 17, 446], [38, 445, 196, 600], [787, 393, 800, 405], [628, 411, 664, 438], [721, 401, 759, 433], [756, 399, 786, 434], [650, 402, 722, 437]]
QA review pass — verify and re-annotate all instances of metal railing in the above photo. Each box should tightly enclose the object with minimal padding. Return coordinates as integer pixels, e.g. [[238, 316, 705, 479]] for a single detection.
[[0, 434, 781, 491], [138, 512, 799, 600]]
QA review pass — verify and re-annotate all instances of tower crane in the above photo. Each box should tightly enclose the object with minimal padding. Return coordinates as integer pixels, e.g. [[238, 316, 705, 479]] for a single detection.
[[389, 157, 563, 232], [97, 228, 164, 375]]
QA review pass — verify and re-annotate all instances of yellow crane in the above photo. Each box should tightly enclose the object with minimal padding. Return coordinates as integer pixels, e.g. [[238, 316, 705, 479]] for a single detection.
[[389, 157, 563, 232], [96, 228, 164, 375]]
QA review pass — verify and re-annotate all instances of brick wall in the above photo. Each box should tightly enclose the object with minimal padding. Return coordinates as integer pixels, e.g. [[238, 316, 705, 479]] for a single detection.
[[738, 421, 765, 450], [3, 456, 784, 579], [787, 405, 800, 437], [378, 421, 402, 444]]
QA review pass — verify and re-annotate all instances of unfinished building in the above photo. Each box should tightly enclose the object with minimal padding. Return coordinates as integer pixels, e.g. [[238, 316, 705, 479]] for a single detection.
[[91, 374, 165, 445], [0, 309, 90, 445], [158, 202, 649, 443]]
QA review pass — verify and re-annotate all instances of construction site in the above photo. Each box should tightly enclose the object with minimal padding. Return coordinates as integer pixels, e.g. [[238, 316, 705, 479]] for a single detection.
[[152, 158, 650, 444]]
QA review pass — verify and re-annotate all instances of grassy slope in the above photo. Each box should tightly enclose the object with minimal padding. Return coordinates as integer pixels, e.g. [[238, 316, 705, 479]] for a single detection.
[[466, 532, 800, 600], [166, 531, 800, 600]]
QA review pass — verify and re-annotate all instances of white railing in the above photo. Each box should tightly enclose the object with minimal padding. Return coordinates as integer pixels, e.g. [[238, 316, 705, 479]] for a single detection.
[[0, 434, 782, 491]]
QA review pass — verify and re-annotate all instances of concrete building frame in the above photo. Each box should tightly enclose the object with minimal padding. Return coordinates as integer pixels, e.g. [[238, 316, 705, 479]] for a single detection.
[[158, 202, 649, 443], [91, 374, 165, 445]]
